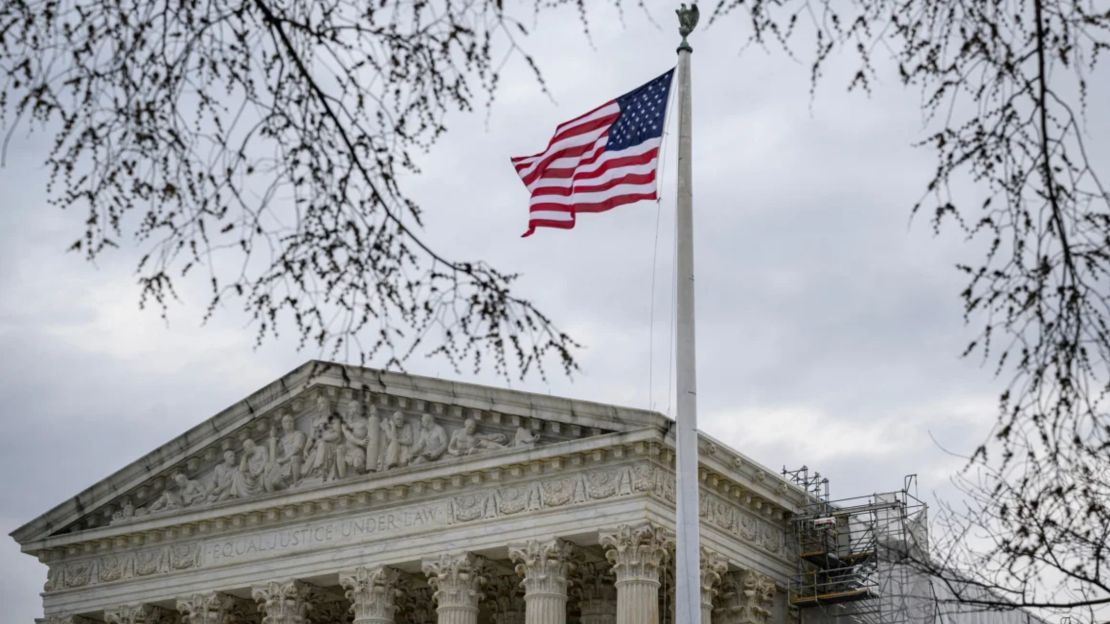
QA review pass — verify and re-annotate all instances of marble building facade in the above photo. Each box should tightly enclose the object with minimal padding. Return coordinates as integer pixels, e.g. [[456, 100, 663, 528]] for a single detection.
[[11, 361, 806, 624]]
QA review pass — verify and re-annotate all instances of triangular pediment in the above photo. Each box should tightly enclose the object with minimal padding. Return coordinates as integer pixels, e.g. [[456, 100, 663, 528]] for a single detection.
[[11, 361, 668, 547]]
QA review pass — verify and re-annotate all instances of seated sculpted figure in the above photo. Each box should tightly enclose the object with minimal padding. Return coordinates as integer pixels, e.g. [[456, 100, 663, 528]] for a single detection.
[[381, 411, 414, 469], [238, 438, 272, 496], [274, 413, 306, 486], [447, 417, 507, 457], [208, 449, 245, 502], [410, 414, 448, 464]]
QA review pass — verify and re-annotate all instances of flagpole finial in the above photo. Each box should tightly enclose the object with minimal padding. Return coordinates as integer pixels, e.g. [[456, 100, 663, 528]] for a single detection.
[[676, 3, 699, 52]]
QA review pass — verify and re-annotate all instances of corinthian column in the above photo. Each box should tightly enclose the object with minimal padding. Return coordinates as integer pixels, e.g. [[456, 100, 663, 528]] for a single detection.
[[716, 570, 776, 624], [341, 566, 403, 624], [508, 538, 576, 624], [735, 570, 777, 624], [177, 592, 256, 624], [699, 550, 729, 624], [251, 580, 314, 624], [105, 604, 178, 624], [422, 553, 488, 624], [599, 524, 673, 624]]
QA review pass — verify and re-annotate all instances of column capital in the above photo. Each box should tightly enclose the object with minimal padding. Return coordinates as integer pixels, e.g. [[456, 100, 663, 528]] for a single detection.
[[508, 538, 577, 595], [105, 604, 178, 624], [508, 538, 576, 624], [598, 523, 674, 583], [177, 592, 257, 624], [718, 569, 777, 624], [251, 579, 315, 624], [701, 548, 728, 599], [421, 552, 488, 615], [340, 566, 402, 624], [700, 549, 730, 623]]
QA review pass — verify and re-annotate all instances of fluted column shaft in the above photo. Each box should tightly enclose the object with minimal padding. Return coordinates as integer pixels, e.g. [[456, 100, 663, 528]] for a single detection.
[[437, 603, 478, 624], [600, 524, 673, 624], [423, 553, 487, 624], [615, 576, 659, 624], [509, 539, 575, 624]]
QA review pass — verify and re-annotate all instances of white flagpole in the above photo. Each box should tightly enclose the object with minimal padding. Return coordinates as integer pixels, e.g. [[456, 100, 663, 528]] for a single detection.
[[674, 3, 702, 624]]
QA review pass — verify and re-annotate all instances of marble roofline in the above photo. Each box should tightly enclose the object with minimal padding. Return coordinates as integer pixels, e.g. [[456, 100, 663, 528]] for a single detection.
[[12, 360, 809, 549], [13, 361, 671, 545], [19, 424, 803, 563]]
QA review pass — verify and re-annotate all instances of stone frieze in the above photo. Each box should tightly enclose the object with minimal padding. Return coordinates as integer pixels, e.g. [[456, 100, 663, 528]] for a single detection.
[[95, 390, 575, 533], [43, 461, 785, 593]]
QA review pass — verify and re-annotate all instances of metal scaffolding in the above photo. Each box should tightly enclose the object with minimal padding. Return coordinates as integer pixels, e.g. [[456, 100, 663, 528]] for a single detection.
[[783, 470, 928, 624]]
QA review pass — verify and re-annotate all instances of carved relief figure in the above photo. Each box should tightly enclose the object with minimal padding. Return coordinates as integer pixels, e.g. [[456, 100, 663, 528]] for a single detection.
[[381, 411, 413, 469], [410, 414, 448, 464], [238, 438, 272, 496], [147, 481, 183, 513], [447, 417, 508, 456], [305, 413, 345, 481], [100, 394, 565, 526], [275, 413, 306, 486], [310, 394, 332, 434], [513, 425, 540, 448], [365, 404, 383, 472], [148, 473, 206, 512], [111, 498, 136, 523], [341, 399, 369, 474], [180, 473, 205, 506], [208, 449, 243, 502]]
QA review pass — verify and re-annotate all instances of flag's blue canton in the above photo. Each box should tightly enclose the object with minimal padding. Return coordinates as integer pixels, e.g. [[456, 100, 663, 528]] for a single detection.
[[608, 69, 674, 151]]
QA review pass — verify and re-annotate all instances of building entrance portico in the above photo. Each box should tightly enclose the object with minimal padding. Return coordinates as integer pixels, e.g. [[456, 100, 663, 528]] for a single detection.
[[11, 362, 803, 624]]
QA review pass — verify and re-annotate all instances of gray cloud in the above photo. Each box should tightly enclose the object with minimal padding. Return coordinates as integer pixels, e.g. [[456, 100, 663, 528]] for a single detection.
[[3, 3, 1099, 621]]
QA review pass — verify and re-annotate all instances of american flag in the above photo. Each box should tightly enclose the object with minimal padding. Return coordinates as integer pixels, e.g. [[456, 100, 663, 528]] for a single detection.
[[512, 69, 675, 237]]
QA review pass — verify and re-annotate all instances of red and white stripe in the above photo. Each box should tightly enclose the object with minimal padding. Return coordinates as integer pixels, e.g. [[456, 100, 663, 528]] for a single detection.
[[511, 101, 663, 237]]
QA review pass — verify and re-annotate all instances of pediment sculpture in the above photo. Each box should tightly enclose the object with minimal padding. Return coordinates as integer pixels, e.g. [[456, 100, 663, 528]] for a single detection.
[[109, 394, 550, 526]]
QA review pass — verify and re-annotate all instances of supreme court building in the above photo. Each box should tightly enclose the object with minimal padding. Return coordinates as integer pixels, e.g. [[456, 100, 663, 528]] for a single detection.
[[8, 361, 876, 624]]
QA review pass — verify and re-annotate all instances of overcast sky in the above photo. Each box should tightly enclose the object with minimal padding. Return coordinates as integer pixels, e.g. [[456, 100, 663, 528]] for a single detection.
[[0, 3, 1060, 620]]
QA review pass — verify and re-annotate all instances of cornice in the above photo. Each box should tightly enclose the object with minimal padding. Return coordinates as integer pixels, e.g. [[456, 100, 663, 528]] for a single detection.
[[12, 360, 670, 546], [24, 428, 662, 559], [25, 425, 802, 565]]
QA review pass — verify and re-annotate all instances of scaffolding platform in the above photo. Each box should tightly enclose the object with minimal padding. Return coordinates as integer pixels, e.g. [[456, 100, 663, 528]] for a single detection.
[[791, 587, 876, 608], [783, 469, 927, 624]]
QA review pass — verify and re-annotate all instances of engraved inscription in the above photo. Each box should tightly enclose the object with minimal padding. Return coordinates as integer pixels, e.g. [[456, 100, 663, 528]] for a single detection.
[[203, 503, 448, 566]]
